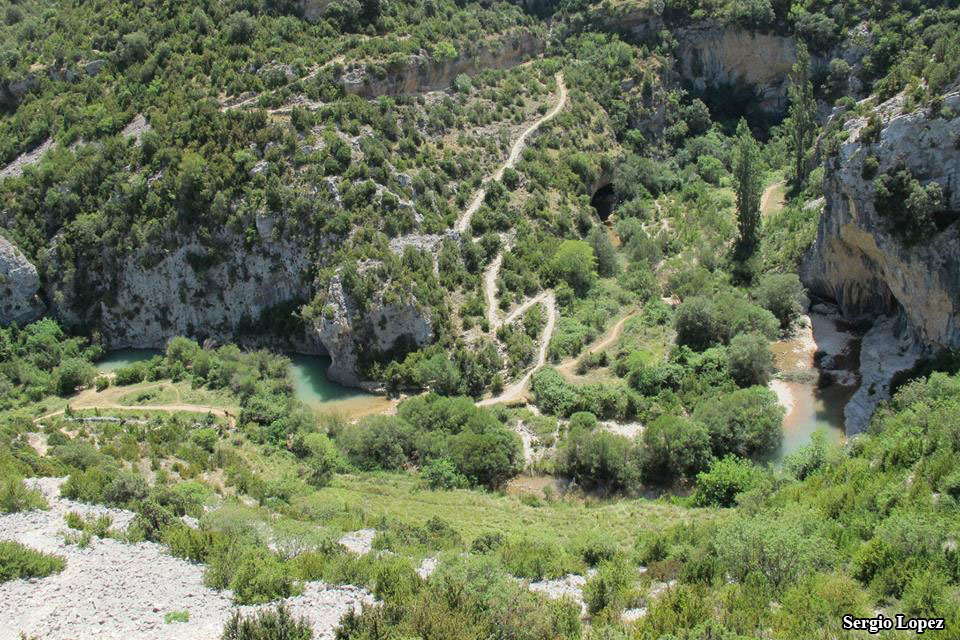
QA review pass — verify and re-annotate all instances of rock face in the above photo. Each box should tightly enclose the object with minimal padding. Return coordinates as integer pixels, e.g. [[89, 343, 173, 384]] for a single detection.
[[802, 91, 960, 431], [675, 24, 799, 112], [0, 234, 44, 325], [315, 269, 433, 387], [340, 29, 544, 98], [46, 219, 323, 354]]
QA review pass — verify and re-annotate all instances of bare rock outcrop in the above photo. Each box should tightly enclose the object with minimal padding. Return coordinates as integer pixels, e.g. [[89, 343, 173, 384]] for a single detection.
[[674, 24, 799, 112], [340, 29, 544, 98], [0, 234, 44, 325], [315, 268, 433, 387], [802, 91, 960, 431]]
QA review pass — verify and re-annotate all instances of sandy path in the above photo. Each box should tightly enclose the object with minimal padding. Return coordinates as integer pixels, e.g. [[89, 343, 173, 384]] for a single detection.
[[484, 253, 504, 330], [455, 73, 567, 234], [479, 292, 556, 406], [35, 384, 237, 429], [760, 181, 785, 218], [555, 312, 634, 378]]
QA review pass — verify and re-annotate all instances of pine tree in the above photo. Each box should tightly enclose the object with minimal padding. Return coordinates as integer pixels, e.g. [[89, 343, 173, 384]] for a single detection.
[[734, 119, 762, 261], [787, 43, 816, 189]]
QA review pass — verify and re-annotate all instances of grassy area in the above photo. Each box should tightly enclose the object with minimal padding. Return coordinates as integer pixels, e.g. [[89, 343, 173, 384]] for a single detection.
[[301, 472, 720, 549]]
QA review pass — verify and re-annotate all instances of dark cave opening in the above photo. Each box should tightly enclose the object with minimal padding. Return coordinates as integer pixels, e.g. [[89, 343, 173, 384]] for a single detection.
[[590, 184, 617, 222]]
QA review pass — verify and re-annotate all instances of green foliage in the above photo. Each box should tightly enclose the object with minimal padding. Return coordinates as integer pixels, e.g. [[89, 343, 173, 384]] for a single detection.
[[733, 119, 762, 263], [164, 610, 190, 624], [0, 540, 65, 583], [558, 428, 640, 491], [726, 332, 773, 387], [587, 226, 619, 278], [874, 163, 947, 245], [753, 273, 805, 329], [640, 415, 712, 482], [419, 458, 468, 490], [786, 44, 816, 189], [583, 556, 633, 616], [693, 455, 767, 507], [548, 240, 597, 294], [222, 605, 313, 640], [0, 475, 47, 513], [694, 387, 783, 460]]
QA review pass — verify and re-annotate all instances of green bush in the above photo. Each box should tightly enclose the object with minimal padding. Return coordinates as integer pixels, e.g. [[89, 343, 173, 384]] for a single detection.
[[640, 415, 712, 481], [206, 541, 300, 605], [726, 332, 773, 387], [583, 557, 632, 616], [558, 428, 640, 491], [497, 538, 580, 580], [753, 273, 806, 329], [693, 455, 767, 507], [694, 387, 783, 460], [0, 540, 65, 583], [221, 605, 313, 640], [420, 458, 468, 490], [0, 476, 47, 513]]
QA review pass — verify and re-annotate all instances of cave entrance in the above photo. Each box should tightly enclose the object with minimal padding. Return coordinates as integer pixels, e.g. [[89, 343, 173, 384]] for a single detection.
[[591, 184, 617, 222]]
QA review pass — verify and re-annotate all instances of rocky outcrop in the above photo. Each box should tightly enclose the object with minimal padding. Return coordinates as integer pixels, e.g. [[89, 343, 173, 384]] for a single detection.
[[802, 91, 960, 431], [340, 29, 544, 98], [315, 268, 433, 387], [675, 24, 799, 112], [0, 234, 44, 325], [47, 217, 323, 353]]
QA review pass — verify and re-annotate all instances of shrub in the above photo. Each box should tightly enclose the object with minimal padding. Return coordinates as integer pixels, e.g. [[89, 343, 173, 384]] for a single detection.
[[583, 557, 633, 616], [547, 240, 597, 294], [694, 387, 783, 460], [558, 428, 640, 491], [128, 500, 176, 542], [571, 532, 620, 566], [640, 415, 712, 481], [568, 411, 597, 431], [753, 273, 806, 329], [53, 358, 95, 395], [447, 428, 522, 489], [337, 416, 411, 472], [300, 433, 340, 489], [471, 532, 505, 554], [0, 541, 65, 583], [420, 458, 467, 490], [497, 538, 578, 580], [103, 471, 149, 506], [206, 542, 299, 605], [726, 332, 773, 387], [674, 297, 721, 351], [0, 476, 47, 513], [221, 605, 313, 640], [693, 456, 766, 507]]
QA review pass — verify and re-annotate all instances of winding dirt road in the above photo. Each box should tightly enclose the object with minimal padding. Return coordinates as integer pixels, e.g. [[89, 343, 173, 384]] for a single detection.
[[555, 311, 635, 379], [456, 73, 568, 234], [35, 384, 238, 428]]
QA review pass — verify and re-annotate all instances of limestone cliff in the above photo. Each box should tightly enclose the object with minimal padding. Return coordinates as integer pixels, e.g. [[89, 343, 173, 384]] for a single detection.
[[0, 234, 44, 325], [314, 267, 434, 388], [802, 91, 960, 431], [339, 29, 544, 98], [674, 24, 799, 113]]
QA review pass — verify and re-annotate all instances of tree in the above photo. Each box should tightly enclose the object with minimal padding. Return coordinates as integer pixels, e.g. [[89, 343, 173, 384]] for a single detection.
[[674, 296, 721, 351], [53, 358, 95, 396], [787, 43, 816, 189], [587, 226, 619, 277], [547, 240, 597, 294], [726, 332, 774, 387], [694, 387, 784, 459], [733, 119, 762, 261], [753, 273, 806, 329], [640, 415, 713, 481], [693, 455, 767, 507], [558, 428, 640, 491]]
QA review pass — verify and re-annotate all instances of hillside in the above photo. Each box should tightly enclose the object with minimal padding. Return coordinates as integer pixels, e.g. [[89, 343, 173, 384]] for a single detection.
[[2, 0, 960, 638]]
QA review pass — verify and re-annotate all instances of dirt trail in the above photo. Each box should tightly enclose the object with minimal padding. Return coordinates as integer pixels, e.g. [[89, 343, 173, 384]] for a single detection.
[[35, 384, 237, 428], [220, 56, 345, 112], [479, 292, 556, 406], [760, 181, 785, 218], [555, 311, 635, 378], [455, 73, 567, 234], [470, 74, 567, 405]]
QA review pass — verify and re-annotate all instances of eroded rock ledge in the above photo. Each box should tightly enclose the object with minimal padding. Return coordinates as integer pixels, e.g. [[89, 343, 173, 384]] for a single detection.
[[802, 91, 960, 431]]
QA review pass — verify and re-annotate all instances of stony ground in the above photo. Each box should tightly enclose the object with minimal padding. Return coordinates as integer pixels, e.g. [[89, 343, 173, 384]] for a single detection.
[[0, 478, 373, 640]]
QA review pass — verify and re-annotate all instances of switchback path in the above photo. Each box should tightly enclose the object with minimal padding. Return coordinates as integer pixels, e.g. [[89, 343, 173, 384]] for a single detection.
[[455, 73, 568, 233]]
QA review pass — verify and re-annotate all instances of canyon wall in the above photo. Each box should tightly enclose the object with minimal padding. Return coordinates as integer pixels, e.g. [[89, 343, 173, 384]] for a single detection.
[[340, 30, 544, 98], [0, 234, 44, 326], [802, 92, 960, 431]]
